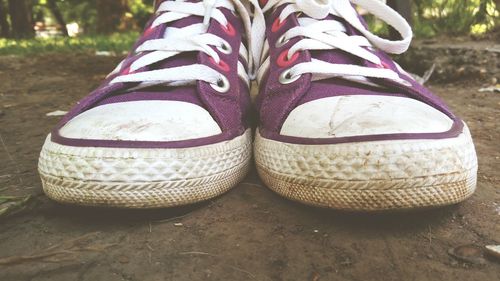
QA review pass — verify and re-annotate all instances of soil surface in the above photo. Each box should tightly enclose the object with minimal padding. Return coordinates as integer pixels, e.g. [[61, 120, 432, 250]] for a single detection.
[[0, 53, 498, 281], [397, 39, 499, 83]]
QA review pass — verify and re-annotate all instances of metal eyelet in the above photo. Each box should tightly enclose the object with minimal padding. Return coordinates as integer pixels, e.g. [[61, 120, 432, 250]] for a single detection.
[[279, 69, 300, 84], [217, 41, 232, 55], [210, 75, 230, 93], [275, 34, 289, 48]]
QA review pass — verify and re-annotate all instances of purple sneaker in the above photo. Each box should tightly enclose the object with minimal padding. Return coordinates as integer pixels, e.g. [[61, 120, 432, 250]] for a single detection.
[[38, 0, 256, 208], [253, 0, 478, 210]]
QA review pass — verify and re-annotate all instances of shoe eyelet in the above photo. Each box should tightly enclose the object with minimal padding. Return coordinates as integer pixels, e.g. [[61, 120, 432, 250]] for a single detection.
[[259, 0, 268, 6], [275, 34, 289, 48], [279, 69, 301, 84], [211, 75, 230, 93], [221, 22, 236, 36], [217, 40, 232, 55], [277, 49, 299, 67], [271, 17, 286, 32]]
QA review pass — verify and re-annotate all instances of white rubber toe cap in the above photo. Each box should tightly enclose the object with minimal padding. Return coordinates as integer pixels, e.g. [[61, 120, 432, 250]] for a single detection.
[[59, 101, 222, 141], [280, 95, 453, 138]]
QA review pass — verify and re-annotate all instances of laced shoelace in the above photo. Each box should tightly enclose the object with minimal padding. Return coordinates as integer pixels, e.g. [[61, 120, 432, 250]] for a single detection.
[[108, 0, 263, 93], [255, 0, 413, 86]]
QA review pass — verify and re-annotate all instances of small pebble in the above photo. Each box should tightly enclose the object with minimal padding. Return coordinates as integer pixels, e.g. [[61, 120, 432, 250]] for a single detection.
[[173, 223, 183, 227], [118, 255, 129, 264], [46, 110, 68, 117], [448, 244, 486, 265]]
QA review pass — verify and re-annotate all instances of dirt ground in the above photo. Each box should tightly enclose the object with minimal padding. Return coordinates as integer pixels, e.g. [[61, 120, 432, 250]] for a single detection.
[[0, 53, 498, 281]]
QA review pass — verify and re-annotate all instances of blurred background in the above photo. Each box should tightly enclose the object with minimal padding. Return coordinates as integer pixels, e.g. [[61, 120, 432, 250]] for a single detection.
[[0, 0, 497, 56]]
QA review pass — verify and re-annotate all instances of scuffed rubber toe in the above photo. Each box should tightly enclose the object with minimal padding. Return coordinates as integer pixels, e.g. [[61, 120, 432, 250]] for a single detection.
[[60, 101, 222, 142], [280, 95, 453, 138]]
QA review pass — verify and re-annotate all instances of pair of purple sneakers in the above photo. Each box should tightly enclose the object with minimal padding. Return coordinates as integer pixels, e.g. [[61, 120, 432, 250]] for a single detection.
[[38, 0, 477, 211]]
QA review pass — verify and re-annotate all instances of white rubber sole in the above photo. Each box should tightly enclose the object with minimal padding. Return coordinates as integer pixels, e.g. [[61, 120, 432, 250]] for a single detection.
[[38, 129, 252, 208], [254, 125, 478, 211]]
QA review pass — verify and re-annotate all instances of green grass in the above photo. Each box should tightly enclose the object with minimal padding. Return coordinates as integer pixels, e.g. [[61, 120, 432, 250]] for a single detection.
[[0, 32, 139, 56]]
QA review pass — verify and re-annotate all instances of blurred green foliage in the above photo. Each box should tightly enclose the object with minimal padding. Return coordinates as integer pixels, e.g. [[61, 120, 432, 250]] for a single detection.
[[414, 0, 498, 37], [368, 0, 498, 38], [29, 0, 500, 37], [0, 0, 497, 56], [32, 0, 154, 33], [0, 31, 139, 55], [128, 0, 155, 28]]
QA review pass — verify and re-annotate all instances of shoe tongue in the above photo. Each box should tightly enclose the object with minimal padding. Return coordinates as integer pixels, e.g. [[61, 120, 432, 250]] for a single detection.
[[133, 0, 205, 77], [157, 14, 203, 66], [148, 0, 204, 43], [296, 13, 397, 93], [299, 14, 363, 67], [96, 1, 205, 107]]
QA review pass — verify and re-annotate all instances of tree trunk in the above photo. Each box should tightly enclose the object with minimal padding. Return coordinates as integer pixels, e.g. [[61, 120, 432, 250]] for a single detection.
[[7, 0, 33, 38], [96, 0, 128, 34], [47, 0, 68, 36], [0, 0, 10, 38]]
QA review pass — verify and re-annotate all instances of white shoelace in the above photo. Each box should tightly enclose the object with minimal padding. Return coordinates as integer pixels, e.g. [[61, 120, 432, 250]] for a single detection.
[[109, 0, 263, 93], [255, 0, 413, 86]]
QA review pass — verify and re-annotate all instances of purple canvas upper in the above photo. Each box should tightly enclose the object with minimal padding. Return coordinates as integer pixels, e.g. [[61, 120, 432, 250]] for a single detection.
[[51, 0, 251, 149], [256, 3, 464, 145]]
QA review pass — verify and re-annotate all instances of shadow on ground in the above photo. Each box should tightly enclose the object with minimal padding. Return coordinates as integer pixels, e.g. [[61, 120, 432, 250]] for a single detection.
[[0, 54, 498, 281]]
